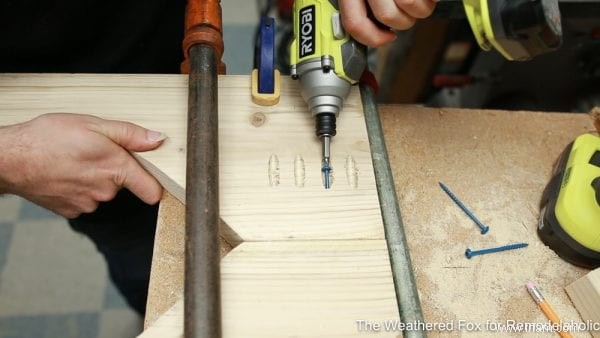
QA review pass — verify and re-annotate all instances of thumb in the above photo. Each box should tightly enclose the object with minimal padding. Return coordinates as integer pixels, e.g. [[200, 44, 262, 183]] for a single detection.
[[89, 119, 167, 152], [118, 152, 164, 205]]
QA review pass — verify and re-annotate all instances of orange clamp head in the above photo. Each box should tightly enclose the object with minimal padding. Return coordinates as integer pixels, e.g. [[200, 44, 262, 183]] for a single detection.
[[181, 0, 226, 74]]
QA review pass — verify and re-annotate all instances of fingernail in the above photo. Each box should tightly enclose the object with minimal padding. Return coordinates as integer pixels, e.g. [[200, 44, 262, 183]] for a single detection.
[[147, 130, 167, 142]]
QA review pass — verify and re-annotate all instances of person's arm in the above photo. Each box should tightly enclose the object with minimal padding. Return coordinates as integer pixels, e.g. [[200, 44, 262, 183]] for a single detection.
[[0, 113, 165, 219], [340, 0, 436, 47]]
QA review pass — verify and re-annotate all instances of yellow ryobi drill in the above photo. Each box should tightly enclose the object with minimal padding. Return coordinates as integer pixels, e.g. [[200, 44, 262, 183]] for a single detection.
[[290, 0, 564, 189], [289, 0, 367, 189], [539, 134, 600, 269]]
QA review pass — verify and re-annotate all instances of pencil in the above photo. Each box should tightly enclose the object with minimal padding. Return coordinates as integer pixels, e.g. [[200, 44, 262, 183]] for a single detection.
[[526, 281, 573, 338]]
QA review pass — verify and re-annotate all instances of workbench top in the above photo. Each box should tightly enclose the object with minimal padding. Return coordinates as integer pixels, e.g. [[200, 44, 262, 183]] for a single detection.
[[145, 105, 596, 336], [380, 106, 593, 335]]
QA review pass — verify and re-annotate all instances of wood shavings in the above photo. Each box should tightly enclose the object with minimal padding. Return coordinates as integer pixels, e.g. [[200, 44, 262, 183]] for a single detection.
[[381, 106, 592, 337]]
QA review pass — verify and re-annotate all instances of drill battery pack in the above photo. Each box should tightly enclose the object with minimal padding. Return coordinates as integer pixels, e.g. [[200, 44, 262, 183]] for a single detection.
[[538, 133, 600, 269]]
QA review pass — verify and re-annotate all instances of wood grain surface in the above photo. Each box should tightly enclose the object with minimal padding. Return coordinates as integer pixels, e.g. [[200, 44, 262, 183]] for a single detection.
[[566, 269, 600, 338], [0, 74, 400, 337], [0, 73, 384, 242]]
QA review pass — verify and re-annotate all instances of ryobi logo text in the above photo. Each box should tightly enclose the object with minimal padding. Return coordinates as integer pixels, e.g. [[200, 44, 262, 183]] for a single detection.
[[299, 5, 315, 58]]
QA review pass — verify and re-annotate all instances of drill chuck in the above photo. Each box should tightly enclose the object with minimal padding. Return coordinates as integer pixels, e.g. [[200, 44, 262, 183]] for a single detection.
[[315, 113, 337, 138]]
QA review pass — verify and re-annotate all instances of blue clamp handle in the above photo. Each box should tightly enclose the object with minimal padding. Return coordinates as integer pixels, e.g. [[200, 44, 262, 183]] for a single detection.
[[258, 16, 275, 94]]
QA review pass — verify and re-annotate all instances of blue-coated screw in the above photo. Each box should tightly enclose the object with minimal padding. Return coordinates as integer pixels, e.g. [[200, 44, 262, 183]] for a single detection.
[[322, 163, 331, 189], [439, 182, 489, 234], [465, 243, 528, 259]]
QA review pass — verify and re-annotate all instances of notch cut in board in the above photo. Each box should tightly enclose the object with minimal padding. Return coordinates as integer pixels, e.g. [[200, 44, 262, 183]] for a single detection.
[[140, 240, 400, 338]]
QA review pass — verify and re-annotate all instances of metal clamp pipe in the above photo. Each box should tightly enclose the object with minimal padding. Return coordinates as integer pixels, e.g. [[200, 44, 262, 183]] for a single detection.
[[185, 44, 221, 338], [360, 83, 426, 338]]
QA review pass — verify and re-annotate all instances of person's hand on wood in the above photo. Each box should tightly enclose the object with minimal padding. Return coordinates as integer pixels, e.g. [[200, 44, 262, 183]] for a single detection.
[[340, 0, 436, 47], [0, 113, 166, 218]]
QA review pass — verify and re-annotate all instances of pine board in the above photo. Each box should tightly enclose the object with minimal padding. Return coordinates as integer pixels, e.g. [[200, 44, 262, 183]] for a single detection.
[[141, 240, 399, 338], [0, 73, 383, 242], [0, 73, 399, 337], [566, 268, 600, 337]]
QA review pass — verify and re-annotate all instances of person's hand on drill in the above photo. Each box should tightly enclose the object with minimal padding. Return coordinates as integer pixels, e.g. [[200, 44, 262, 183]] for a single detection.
[[340, 0, 437, 47], [0, 113, 165, 219]]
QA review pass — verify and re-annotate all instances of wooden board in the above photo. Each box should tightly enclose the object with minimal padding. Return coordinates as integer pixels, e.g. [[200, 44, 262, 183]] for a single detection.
[[0, 74, 400, 337], [141, 240, 399, 338], [566, 268, 600, 337], [0, 73, 383, 242]]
